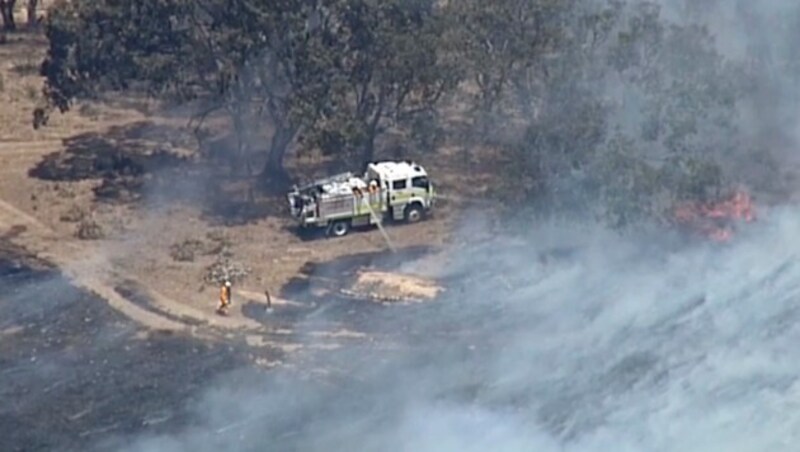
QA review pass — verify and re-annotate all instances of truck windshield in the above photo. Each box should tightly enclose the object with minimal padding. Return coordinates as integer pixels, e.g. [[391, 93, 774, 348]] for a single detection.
[[412, 176, 429, 190]]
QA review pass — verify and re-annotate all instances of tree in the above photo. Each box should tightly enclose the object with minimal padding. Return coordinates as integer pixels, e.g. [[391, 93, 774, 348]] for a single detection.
[[503, 0, 623, 213], [591, 3, 744, 225], [38, 0, 465, 183], [451, 0, 746, 227], [26, 0, 36, 27], [37, 0, 334, 186], [608, 3, 741, 157], [0, 0, 16, 31], [231, 0, 340, 184], [309, 0, 461, 163], [39, 0, 195, 114], [445, 0, 579, 123]]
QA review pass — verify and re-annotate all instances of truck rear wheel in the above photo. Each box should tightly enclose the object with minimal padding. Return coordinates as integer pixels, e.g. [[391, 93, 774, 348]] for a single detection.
[[405, 204, 424, 223], [329, 220, 351, 237]]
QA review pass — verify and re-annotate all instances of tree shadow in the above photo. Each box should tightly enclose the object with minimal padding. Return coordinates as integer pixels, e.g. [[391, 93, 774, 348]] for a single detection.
[[27, 120, 299, 224], [28, 121, 192, 204], [199, 178, 289, 226]]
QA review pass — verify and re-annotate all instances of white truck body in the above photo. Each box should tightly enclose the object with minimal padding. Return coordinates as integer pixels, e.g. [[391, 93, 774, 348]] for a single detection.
[[287, 161, 435, 236]]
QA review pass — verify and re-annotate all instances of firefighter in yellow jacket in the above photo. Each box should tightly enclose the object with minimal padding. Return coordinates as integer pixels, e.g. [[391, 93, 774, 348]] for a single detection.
[[217, 280, 232, 315]]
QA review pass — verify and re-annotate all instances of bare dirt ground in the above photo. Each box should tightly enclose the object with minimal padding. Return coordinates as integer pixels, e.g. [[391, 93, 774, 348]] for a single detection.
[[0, 23, 498, 346]]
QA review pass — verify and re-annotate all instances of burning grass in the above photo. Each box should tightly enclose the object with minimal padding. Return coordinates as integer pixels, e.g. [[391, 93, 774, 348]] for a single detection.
[[672, 189, 756, 242]]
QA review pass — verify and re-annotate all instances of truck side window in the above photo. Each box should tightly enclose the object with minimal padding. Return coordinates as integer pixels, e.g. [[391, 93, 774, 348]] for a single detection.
[[392, 180, 407, 190], [412, 176, 429, 190]]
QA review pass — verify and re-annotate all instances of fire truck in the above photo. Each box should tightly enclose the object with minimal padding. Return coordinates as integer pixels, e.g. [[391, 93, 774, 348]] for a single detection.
[[287, 161, 435, 237]]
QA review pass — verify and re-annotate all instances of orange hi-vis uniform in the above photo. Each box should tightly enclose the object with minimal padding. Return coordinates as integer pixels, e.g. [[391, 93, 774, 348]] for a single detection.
[[218, 284, 231, 312]]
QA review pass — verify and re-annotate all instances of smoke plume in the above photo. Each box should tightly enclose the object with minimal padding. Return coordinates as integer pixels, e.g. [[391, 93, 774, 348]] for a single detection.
[[95, 201, 800, 451]]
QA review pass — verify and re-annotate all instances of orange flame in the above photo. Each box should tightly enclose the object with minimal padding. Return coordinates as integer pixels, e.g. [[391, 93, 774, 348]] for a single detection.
[[672, 190, 755, 242]]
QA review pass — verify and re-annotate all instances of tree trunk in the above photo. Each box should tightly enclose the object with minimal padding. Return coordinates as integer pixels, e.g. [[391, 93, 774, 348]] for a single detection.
[[26, 0, 36, 28], [0, 0, 16, 31], [261, 125, 296, 190], [360, 92, 386, 164], [230, 109, 251, 177], [361, 126, 378, 164]]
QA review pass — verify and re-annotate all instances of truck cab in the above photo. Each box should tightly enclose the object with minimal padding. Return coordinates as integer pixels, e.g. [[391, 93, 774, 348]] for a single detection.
[[364, 161, 434, 222]]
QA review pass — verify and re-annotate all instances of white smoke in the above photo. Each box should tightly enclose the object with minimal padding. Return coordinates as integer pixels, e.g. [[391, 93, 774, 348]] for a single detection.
[[101, 203, 800, 452]]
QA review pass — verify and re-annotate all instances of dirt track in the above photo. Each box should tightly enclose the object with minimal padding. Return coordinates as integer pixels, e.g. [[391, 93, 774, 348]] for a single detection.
[[0, 187, 267, 332]]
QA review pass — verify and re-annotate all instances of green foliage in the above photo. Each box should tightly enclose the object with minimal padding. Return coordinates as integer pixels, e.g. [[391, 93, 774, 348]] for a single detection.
[[40, 0, 195, 113], [610, 9, 742, 154], [593, 135, 663, 229], [669, 157, 724, 202], [39, 0, 330, 180], [445, 0, 572, 114], [38, 0, 459, 182], [404, 110, 444, 152], [478, 0, 749, 229], [303, 0, 460, 162], [36, 0, 777, 229]]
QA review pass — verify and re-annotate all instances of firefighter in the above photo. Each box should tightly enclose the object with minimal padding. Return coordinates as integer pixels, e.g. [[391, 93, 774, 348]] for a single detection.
[[217, 280, 232, 315]]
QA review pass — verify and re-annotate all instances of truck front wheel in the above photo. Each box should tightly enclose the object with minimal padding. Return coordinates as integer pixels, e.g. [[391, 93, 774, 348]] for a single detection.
[[405, 204, 424, 223], [329, 220, 351, 237]]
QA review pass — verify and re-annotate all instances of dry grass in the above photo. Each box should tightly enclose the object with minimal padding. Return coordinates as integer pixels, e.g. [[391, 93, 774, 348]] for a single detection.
[[351, 270, 443, 302]]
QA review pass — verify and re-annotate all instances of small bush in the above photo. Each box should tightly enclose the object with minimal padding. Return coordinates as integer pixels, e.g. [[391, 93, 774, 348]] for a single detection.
[[204, 230, 232, 256], [13, 53, 41, 77], [25, 84, 39, 101], [169, 239, 205, 262], [204, 256, 250, 285], [77, 103, 101, 120], [54, 184, 77, 199], [75, 218, 104, 240], [59, 205, 86, 223]]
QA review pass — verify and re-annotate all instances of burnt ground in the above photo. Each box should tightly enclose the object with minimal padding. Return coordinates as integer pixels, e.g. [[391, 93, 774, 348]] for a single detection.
[[233, 243, 502, 360], [0, 242, 470, 451], [0, 242, 498, 452], [0, 243, 281, 452], [245, 244, 516, 357], [243, 246, 437, 329]]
